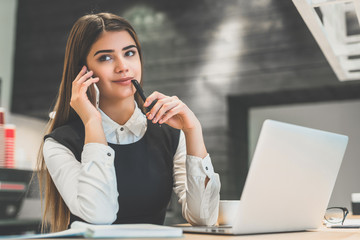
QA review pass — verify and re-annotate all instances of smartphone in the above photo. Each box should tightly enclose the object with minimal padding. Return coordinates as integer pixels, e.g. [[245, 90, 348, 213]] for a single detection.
[[93, 83, 100, 109], [86, 69, 100, 110]]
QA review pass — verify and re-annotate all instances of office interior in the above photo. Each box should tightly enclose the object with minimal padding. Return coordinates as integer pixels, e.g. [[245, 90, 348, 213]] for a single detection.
[[2, 0, 360, 235]]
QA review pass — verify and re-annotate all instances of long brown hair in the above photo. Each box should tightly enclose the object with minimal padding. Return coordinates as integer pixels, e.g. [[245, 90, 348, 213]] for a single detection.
[[36, 12, 144, 232]]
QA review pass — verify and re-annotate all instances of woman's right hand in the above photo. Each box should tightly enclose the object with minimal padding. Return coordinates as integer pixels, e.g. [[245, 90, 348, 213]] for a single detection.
[[70, 66, 100, 125]]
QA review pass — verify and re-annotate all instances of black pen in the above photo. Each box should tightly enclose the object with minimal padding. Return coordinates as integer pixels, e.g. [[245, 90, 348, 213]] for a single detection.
[[131, 79, 157, 112]]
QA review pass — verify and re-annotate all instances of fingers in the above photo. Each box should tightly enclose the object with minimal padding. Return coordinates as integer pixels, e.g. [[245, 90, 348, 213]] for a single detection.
[[73, 66, 99, 93], [79, 77, 99, 95], [74, 68, 95, 85], [144, 91, 166, 108], [147, 96, 181, 124], [158, 105, 182, 124], [70, 66, 102, 123]]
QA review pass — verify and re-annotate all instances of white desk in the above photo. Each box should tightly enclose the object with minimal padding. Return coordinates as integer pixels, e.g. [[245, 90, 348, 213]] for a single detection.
[[182, 228, 360, 240]]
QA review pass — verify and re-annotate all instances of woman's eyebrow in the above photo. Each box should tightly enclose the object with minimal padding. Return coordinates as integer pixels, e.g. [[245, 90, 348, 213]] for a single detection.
[[93, 45, 137, 56], [94, 49, 114, 56], [122, 45, 137, 51]]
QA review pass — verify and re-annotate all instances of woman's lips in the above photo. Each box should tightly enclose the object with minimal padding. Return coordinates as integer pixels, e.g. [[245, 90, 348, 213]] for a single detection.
[[112, 77, 133, 85]]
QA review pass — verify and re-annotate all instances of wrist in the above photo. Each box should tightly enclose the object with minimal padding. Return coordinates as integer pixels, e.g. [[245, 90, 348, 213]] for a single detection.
[[83, 115, 102, 129], [182, 119, 202, 135], [183, 120, 208, 159], [83, 116, 107, 145]]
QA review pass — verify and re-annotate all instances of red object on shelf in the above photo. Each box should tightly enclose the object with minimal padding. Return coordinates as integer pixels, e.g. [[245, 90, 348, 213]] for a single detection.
[[5, 125, 15, 168], [0, 109, 4, 168], [0, 111, 4, 125]]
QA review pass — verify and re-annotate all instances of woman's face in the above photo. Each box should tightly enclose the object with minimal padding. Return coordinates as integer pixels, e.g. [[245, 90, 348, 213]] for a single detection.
[[86, 30, 142, 103]]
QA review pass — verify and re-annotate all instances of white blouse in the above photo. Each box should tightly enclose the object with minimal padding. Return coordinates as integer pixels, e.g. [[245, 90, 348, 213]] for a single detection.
[[43, 103, 221, 226]]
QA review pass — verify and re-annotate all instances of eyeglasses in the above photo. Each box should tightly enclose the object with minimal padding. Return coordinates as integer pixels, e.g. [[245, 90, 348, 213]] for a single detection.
[[324, 207, 349, 225]]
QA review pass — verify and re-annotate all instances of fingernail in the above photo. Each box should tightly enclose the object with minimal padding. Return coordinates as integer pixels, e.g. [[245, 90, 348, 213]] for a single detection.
[[148, 113, 152, 119]]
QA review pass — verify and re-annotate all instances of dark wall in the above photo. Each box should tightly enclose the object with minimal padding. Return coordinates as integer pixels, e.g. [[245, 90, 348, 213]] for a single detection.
[[11, 0, 360, 223]]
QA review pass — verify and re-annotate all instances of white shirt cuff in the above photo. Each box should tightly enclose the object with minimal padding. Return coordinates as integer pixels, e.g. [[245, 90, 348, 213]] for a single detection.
[[186, 154, 214, 178], [82, 143, 115, 166]]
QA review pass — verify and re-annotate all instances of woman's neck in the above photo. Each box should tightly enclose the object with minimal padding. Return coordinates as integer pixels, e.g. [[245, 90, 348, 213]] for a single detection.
[[100, 97, 135, 125]]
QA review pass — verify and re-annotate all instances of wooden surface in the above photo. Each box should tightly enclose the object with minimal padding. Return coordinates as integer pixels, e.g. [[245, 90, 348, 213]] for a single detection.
[[182, 229, 360, 240], [179, 217, 360, 240]]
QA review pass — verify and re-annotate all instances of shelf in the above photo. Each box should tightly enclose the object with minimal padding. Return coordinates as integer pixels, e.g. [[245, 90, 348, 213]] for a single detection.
[[292, 0, 360, 81]]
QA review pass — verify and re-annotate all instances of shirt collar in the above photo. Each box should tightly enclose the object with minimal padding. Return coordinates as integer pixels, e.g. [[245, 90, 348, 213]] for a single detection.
[[100, 101, 147, 138]]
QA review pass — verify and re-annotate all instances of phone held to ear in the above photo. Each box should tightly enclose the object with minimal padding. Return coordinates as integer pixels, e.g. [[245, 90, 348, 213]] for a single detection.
[[49, 69, 99, 120], [93, 83, 100, 110], [86, 69, 100, 110]]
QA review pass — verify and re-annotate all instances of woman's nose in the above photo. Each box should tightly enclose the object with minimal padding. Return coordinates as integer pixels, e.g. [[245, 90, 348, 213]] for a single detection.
[[114, 58, 129, 74]]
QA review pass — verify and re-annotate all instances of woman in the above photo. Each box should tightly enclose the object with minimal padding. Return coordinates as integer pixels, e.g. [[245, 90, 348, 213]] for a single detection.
[[37, 12, 220, 232]]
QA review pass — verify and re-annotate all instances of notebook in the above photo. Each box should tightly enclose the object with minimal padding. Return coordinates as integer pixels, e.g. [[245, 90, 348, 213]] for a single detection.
[[181, 119, 348, 235], [4, 221, 183, 239]]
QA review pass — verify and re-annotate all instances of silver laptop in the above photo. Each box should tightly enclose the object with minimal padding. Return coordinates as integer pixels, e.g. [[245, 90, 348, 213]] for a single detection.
[[181, 119, 348, 235]]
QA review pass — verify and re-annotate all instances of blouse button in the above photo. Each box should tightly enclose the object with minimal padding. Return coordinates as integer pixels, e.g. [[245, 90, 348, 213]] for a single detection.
[[205, 166, 208, 170], [120, 127, 124, 131], [107, 152, 111, 157]]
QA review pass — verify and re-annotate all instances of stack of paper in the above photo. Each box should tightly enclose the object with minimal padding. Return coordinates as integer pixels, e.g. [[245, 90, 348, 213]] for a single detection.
[[4, 221, 183, 239]]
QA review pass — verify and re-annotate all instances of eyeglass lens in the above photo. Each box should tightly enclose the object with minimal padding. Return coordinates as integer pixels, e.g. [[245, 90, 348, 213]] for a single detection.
[[324, 207, 348, 224]]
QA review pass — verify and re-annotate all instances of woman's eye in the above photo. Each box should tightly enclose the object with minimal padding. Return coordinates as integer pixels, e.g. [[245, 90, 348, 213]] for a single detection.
[[99, 55, 112, 62], [125, 50, 136, 57]]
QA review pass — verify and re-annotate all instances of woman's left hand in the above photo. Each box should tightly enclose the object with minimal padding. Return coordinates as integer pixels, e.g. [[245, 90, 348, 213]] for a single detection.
[[144, 91, 200, 132]]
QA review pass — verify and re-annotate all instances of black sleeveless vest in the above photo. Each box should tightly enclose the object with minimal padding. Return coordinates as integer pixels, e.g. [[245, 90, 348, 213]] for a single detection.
[[45, 117, 180, 226]]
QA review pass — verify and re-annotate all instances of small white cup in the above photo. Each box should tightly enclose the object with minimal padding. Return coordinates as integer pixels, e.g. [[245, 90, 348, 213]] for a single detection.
[[217, 200, 240, 225], [352, 193, 360, 215]]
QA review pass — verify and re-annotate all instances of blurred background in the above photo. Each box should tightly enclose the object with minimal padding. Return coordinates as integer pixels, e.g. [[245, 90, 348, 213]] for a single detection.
[[2, 0, 360, 234]]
